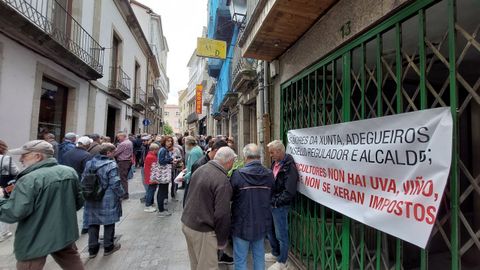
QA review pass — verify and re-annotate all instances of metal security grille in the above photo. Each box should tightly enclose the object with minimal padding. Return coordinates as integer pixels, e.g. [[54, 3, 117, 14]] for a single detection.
[[280, 0, 480, 269]]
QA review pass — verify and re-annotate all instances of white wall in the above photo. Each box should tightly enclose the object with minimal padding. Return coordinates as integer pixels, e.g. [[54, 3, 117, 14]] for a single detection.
[[97, 0, 148, 97], [0, 34, 89, 149], [91, 0, 150, 135]]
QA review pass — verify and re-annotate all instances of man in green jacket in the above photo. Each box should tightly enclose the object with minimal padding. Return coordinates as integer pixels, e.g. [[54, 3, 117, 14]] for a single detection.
[[2, 140, 85, 270]]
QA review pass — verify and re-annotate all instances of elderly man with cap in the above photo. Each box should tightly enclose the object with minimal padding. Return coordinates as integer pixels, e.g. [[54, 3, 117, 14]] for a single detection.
[[62, 136, 93, 178], [58, 132, 77, 165], [1, 140, 84, 270]]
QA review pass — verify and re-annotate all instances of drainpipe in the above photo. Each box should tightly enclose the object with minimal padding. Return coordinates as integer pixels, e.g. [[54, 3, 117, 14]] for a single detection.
[[145, 59, 150, 134], [258, 61, 265, 164], [263, 60, 271, 165], [263, 60, 269, 119]]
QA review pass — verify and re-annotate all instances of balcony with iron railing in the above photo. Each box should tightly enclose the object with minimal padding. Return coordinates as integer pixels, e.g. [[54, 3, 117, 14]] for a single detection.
[[108, 66, 131, 100], [147, 84, 159, 107], [231, 43, 257, 92], [132, 87, 146, 112], [154, 76, 169, 101], [0, 0, 104, 79]]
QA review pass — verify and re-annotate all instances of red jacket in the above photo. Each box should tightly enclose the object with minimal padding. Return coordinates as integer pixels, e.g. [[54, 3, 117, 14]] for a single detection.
[[144, 151, 158, 185]]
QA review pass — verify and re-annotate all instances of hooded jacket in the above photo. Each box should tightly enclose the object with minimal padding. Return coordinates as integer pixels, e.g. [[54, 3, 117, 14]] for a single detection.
[[82, 155, 125, 226], [231, 160, 274, 241], [271, 154, 299, 208]]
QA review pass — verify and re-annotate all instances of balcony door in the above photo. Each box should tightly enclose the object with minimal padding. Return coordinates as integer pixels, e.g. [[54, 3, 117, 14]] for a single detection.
[[134, 62, 140, 102], [110, 34, 121, 87], [52, 0, 72, 46], [38, 77, 68, 140]]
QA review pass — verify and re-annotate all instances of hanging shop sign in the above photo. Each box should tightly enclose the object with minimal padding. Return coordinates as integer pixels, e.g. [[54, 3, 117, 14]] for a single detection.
[[195, 84, 203, 114], [196, 38, 227, 59], [286, 107, 452, 248]]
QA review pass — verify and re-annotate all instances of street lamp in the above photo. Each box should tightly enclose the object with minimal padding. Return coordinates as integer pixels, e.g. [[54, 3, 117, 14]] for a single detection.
[[229, 0, 246, 24]]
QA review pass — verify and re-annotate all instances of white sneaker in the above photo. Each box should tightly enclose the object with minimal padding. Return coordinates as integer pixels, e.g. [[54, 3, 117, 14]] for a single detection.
[[144, 206, 157, 213], [268, 262, 287, 270], [265, 252, 278, 262]]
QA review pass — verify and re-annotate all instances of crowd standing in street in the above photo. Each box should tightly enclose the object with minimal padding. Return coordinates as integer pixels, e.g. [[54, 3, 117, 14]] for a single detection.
[[0, 131, 301, 270]]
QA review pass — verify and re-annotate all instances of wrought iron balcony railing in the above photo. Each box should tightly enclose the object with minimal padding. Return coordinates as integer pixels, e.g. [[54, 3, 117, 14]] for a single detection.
[[1, 0, 104, 75], [147, 84, 160, 107], [133, 87, 146, 111], [108, 66, 131, 100]]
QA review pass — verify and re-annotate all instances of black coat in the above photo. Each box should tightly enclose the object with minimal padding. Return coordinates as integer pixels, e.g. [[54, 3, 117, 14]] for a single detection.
[[62, 147, 93, 178], [271, 154, 299, 208], [231, 160, 274, 241], [191, 154, 210, 175]]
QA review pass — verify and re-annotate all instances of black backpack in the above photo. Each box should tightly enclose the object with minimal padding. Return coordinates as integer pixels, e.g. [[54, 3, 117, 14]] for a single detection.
[[81, 162, 110, 201]]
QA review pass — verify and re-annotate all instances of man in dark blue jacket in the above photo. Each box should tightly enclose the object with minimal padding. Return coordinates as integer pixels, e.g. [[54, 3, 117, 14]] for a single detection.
[[265, 140, 299, 270], [58, 135, 93, 235], [231, 143, 274, 270], [62, 136, 93, 178], [58, 132, 77, 164]]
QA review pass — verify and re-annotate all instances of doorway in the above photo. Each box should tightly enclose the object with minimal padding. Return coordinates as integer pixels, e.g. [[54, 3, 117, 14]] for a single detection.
[[106, 106, 118, 140], [132, 116, 138, 135]]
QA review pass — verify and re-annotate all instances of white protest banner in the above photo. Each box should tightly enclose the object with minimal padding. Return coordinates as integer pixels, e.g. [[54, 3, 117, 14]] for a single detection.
[[286, 107, 452, 248]]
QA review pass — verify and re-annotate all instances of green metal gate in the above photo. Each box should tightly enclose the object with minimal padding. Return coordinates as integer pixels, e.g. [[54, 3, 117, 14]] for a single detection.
[[280, 0, 480, 269]]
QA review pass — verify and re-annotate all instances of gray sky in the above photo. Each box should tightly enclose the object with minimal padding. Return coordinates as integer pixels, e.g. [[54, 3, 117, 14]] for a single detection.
[[136, 0, 208, 105]]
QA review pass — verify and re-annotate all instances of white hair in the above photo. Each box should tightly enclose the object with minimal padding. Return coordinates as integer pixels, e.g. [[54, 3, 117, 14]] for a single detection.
[[267, 140, 285, 153], [214, 146, 237, 164], [40, 153, 53, 159], [243, 143, 260, 159]]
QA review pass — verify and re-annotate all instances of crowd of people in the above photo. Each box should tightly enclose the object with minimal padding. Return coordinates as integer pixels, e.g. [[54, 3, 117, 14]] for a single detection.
[[0, 131, 299, 270]]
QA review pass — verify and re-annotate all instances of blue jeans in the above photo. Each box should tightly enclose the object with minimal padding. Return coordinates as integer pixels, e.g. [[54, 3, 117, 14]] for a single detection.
[[145, 184, 158, 207], [267, 206, 290, 263], [233, 237, 265, 270]]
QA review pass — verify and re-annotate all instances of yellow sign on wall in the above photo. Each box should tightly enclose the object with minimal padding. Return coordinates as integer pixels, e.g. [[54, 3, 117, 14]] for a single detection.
[[196, 38, 227, 59]]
